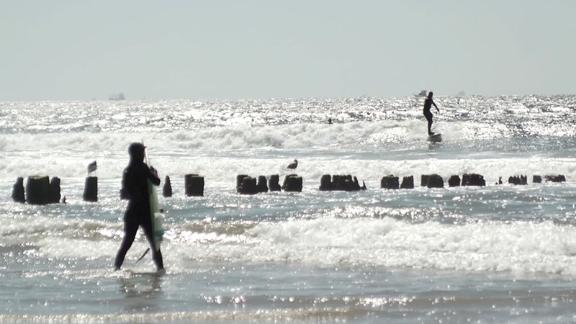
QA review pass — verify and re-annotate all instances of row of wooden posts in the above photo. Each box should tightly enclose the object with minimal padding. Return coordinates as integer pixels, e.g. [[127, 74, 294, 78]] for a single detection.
[[11, 174, 205, 205], [11, 173, 567, 205], [380, 174, 566, 188]]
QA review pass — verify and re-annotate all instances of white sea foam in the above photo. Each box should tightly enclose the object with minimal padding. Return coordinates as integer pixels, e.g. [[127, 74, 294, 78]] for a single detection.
[[1, 118, 574, 186], [31, 215, 576, 276], [0, 120, 514, 153], [159, 217, 576, 276]]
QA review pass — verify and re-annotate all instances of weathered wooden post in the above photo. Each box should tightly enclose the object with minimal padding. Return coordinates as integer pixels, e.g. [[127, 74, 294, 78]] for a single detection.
[[464, 174, 486, 186], [185, 174, 204, 196], [400, 176, 414, 189], [381, 175, 399, 189], [427, 174, 444, 188], [237, 175, 257, 194], [421, 175, 430, 187], [237, 175, 248, 192], [268, 174, 281, 192], [26, 176, 50, 205], [353, 176, 361, 190], [282, 174, 303, 192], [319, 174, 364, 191], [83, 176, 98, 202], [545, 175, 566, 182], [508, 175, 526, 185], [256, 176, 268, 193], [319, 174, 332, 191], [448, 175, 461, 187], [163, 176, 172, 197], [48, 177, 61, 203], [12, 177, 25, 203], [332, 175, 345, 190]]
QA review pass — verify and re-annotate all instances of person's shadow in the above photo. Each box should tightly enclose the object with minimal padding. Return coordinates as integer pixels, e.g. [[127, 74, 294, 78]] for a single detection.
[[118, 272, 163, 313]]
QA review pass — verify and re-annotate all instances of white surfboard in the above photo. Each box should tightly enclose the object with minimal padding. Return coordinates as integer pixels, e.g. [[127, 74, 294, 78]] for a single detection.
[[148, 180, 164, 252]]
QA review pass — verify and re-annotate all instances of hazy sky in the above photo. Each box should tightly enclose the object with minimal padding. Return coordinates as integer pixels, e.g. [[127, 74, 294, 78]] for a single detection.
[[1, 1, 575, 100]]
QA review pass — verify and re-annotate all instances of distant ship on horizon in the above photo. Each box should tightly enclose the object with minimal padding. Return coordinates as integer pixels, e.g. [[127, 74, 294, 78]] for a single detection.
[[108, 93, 125, 101]]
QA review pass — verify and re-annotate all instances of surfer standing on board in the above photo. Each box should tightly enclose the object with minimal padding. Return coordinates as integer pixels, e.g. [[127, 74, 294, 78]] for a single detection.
[[114, 143, 165, 272], [423, 91, 440, 135]]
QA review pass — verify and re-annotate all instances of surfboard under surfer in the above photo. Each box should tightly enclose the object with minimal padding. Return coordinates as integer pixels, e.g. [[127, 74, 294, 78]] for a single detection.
[[423, 91, 440, 135], [114, 143, 165, 272]]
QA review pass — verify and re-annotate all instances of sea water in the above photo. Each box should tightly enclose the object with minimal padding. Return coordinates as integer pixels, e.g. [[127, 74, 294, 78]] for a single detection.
[[1, 95, 576, 323]]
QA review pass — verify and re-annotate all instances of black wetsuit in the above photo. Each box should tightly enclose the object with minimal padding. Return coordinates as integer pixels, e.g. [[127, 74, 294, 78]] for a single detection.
[[423, 98, 433, 120], [114, 160, 164, 270], [423, 98, 437, 135]]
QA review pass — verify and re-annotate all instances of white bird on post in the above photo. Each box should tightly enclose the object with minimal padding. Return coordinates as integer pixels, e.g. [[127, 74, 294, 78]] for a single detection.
[[286, 159, 298, 170], [87, 161, 97, 176]]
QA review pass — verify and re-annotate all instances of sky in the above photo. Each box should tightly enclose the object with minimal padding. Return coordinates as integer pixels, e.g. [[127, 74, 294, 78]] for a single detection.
[[1, 0, 575, 100]]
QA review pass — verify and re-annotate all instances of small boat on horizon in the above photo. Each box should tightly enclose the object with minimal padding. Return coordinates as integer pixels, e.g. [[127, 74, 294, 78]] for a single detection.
[[108, 93, 125, 101]]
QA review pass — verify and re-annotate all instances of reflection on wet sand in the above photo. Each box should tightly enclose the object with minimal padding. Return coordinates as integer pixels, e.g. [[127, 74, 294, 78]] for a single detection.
[[118, 272, 163, 313]]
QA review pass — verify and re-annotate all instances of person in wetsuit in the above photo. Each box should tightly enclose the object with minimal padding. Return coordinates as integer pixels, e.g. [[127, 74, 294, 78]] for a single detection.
[[423, 91, 440, 135], [114, 143, 165, 271]]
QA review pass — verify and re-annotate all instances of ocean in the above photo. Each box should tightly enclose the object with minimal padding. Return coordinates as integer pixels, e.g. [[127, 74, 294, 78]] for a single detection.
[[1, 95, 576, 323]]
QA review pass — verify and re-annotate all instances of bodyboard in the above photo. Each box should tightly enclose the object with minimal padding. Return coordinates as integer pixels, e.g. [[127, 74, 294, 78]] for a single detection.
[[148, 179, 164, 251], [428, 133, 442, 143]]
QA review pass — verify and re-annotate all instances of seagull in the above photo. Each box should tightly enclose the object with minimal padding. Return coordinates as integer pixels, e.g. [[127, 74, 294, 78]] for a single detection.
[[286, 159, 298, 170]]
